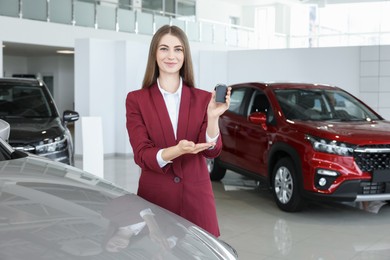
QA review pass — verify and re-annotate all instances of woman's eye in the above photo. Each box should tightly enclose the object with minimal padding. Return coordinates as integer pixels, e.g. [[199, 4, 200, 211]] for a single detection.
[[159, 47, 168, 51], [175, 48, 183, 52]]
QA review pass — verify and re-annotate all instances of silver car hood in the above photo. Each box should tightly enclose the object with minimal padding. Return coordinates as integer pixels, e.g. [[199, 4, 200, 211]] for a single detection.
[[0, 156, 237, 260]]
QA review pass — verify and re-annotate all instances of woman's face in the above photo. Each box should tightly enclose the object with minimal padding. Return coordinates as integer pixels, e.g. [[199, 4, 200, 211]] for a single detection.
[[156, 33, 184, 76]]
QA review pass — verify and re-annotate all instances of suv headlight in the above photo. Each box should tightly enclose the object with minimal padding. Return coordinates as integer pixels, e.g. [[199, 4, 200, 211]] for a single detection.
[[305, 135, 355, 156], [36, 135, 67, 155]]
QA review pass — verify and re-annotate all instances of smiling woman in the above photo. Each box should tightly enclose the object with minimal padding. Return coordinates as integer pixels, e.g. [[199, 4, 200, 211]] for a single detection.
[[125, 25, 231, 237]]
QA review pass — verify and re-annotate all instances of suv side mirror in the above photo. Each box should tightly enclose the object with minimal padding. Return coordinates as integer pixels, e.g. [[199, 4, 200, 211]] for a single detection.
[[63, 110, 80, 123], [249, 112, 267, 130]]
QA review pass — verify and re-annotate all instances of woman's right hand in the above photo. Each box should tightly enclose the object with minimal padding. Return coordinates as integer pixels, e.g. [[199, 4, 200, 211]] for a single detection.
[[177, 140, 215, 155], [162, 140, 215, 162]]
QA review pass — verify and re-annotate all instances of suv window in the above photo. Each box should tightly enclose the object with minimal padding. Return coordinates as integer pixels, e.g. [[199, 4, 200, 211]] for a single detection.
[[247, 90, 275, 124], [228, 88, 246, 114], [275, 89, 380, 121], [0, 85, 53, 118]]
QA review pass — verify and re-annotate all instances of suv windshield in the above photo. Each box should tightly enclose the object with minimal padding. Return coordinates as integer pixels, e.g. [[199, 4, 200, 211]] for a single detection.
[[274, 89, 380, 122], [0, 84, 53, 118]]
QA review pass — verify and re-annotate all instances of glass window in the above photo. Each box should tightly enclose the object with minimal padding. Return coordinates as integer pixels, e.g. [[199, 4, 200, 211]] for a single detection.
[[177, 0, 195, 17], [289, 2, 390, 48], [0, 85, 52, 118], [142, 0, 162, 13], [228, 88, 246, 115], [229, 16, 240, 26], [274, 89, 380, 121]]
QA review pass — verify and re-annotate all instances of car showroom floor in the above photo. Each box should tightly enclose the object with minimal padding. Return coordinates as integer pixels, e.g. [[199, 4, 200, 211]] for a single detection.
[[75, 156, 390, 260]]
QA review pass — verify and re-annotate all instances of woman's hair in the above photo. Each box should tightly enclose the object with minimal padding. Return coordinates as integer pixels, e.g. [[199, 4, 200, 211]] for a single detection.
[[142, 25, 195, 89]]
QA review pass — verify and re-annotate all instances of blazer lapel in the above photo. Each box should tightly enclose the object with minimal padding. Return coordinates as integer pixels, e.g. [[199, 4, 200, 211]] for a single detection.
[[150, 84, 176, 146]]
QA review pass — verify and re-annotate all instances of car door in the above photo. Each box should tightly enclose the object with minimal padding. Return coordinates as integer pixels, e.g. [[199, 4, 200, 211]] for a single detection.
[[218, 87, 250, 166], [234, 89, 273, 177]]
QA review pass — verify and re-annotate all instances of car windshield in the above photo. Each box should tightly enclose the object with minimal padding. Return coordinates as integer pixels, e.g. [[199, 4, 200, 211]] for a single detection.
[[274, 88, 381, 122], [0, 84, 53, 118]]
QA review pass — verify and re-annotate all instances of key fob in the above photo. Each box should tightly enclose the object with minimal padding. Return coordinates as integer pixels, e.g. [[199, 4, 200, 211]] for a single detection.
[[215, 84, 227, 103]]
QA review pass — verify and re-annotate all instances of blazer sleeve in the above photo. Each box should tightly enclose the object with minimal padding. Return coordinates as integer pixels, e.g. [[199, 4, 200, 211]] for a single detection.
[[195, 90, 223, 159], [125, 91, 168, 174], [200, 116, 223, 159]]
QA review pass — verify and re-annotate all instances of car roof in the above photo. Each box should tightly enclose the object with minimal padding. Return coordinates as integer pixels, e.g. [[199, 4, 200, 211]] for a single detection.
[[0, 77, 42, 86], [231, 82, 339, 91]]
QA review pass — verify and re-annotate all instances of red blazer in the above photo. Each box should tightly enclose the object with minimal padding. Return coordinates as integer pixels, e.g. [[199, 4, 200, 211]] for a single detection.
[[126, 83, 221, 237]]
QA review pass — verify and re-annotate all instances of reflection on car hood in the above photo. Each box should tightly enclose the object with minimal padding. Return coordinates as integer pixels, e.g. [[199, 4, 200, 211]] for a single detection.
[[0, 157, 237, 260], [4, 117, 64, 144], [294, 120, 390, 143]]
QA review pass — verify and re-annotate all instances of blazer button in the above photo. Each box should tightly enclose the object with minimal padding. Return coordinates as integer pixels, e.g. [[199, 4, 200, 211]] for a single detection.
[[173, 176, 181, 183]]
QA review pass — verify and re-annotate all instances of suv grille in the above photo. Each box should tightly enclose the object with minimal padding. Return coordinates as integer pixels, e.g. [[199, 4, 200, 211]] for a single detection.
[[359, 182, 386, 194], [353, 144, 390, 172]]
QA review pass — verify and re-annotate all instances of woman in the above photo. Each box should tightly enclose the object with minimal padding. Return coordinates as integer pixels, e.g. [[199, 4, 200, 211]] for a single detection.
[[125, 25, 230, 237]]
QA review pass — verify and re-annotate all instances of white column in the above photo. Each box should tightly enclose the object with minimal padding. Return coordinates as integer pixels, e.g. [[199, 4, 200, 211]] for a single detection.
[[81, 116, 104, 178]]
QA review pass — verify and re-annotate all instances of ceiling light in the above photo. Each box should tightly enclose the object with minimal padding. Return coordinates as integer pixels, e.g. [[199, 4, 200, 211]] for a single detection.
[[56, 50, 74, 54]]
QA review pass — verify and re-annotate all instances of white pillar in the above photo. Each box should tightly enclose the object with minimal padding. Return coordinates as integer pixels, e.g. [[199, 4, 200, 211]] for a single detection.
[[81, 116, 104, 178]]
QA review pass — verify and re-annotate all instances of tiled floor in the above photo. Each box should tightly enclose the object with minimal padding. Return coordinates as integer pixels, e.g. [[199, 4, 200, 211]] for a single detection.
[[76, 156, 390, 260]]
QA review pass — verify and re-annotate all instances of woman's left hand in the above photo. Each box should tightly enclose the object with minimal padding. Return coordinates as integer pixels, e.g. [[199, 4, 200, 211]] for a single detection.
[[207, 87, 231, 119]]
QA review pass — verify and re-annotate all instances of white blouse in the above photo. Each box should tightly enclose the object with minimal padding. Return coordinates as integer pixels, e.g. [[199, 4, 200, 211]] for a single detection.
[[155, 78, 218, 168]]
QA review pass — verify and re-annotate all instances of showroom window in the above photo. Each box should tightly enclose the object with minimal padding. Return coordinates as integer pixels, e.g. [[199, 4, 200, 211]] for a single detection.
[[289, 1, 390, 48], [257, 1, 390, 49], [178, 0, 195, 17], [142, 0, 195, 17]]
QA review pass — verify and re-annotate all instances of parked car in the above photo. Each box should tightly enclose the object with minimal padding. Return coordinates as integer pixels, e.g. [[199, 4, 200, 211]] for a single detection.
[[0, 119, 238, 260], [0, 77, 79, 165], [208, 82, 390, 212]]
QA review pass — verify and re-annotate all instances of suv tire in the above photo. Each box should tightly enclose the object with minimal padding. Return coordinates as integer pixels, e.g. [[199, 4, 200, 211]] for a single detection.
[[272, 157, 305, 212], [208, 158, 226, 181]]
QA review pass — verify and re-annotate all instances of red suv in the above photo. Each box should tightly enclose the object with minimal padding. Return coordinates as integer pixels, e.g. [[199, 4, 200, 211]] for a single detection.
[[209, 82, 390, 212]]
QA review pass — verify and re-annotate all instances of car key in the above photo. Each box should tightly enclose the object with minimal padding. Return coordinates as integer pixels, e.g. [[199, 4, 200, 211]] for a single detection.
[[215, 84, 227, 103]]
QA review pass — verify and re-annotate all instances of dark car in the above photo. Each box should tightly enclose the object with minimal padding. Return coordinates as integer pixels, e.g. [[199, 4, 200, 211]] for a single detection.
[[0, 77, 79, 165], [209, 82, 390, 212], [0, 120, 238, 260]]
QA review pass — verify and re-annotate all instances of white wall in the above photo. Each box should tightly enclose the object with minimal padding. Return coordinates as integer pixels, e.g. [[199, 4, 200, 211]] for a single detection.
[[197, 0, 242, 24], [360, 46, 390, 119], [227, 47, 360, 94], [198, 50, 228, 90], [199, 45, 390, 120], [3, 56, 28, 77]]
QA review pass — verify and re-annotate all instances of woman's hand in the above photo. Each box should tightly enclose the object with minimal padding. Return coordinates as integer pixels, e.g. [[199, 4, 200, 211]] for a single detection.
[[207, 86, 231, 119], [177, 140, 215, 155], [161, 140, 215, 162], [206, 86, 231, 138]]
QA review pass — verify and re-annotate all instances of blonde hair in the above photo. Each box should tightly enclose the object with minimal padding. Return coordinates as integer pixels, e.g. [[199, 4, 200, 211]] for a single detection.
[[142, 25, 195, 89]]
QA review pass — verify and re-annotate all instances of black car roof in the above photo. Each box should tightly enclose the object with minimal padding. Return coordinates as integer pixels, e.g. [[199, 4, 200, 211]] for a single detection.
[[0, 77, 43, 86]]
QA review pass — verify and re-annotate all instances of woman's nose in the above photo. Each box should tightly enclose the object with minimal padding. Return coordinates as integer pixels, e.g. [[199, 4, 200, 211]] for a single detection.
[[167, 50, 176, 59]]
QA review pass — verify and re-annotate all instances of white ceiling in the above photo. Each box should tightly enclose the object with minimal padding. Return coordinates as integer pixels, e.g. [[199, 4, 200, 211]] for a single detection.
[[2, 0, 385, 57], [3, 42, 73, 57]]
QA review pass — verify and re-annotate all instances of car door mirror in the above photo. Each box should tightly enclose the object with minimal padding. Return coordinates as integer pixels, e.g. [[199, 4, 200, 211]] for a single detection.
[[249, 112, 267, 130], [63, 110, 80, 123]]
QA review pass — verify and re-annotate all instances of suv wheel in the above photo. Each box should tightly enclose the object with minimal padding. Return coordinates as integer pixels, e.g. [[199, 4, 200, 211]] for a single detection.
[[272, 157, 305, 212], [207, 158, 226, 181]]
